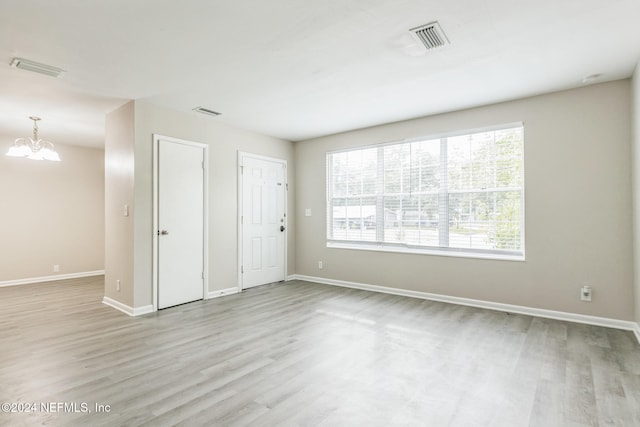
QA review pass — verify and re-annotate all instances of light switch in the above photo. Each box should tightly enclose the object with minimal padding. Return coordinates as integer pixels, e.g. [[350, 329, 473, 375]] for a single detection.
[[124, 204, 129, 217], [305, 208, 312, 217]]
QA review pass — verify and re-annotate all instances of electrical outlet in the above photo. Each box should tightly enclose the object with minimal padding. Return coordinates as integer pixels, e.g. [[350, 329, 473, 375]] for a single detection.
[[318, 261, 324, 269], [581, 285, 592, 302], [117, 279, 121, 292], [53, 264, 60, 272]]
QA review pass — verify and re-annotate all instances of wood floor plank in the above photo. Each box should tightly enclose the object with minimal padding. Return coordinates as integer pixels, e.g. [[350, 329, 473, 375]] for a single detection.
[[1, 276, 639, 426]]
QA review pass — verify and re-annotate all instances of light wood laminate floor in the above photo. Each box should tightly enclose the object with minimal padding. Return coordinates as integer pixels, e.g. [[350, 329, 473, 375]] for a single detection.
[[1, 276, 639, 426]]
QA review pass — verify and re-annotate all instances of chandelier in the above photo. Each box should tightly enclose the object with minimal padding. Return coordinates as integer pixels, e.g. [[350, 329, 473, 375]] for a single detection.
[[6, 116, 61, 161]]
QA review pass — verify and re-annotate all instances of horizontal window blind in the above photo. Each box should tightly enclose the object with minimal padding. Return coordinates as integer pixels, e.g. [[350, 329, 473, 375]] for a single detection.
[[326, 124, 524, 258]]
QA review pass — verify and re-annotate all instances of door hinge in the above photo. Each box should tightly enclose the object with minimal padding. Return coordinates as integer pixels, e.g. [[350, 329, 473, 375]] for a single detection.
[[286, 183, 288, 191], [240, 165, 244, 174], [201, 161, 204, 169], [202, 272, 205, 279], [241, 266, 244, 274]]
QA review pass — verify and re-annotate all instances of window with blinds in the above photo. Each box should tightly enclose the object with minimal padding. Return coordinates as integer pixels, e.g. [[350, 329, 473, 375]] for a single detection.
[[326, 123, 524, 259]]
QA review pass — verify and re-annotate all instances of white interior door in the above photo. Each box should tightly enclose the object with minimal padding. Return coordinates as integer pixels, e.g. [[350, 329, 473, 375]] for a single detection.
[[157, 137, 205, 309], [241, 154, 286, 289]]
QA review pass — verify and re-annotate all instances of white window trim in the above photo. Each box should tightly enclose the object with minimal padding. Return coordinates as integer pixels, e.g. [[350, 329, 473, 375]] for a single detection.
[[327, 241, 525, 262]]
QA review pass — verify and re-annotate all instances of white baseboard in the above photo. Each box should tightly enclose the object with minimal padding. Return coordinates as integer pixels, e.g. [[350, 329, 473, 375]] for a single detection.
[[104, 287, 240, 316], [102, 296, 153, 317], [207, 287, 239, 299], [289, 274, 639, 341], [0, 270, 105, 288]]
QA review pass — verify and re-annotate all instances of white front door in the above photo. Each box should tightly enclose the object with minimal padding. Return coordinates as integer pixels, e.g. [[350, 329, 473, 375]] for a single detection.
[[240, 153, 286, 289], [156, 136, 206, 309]]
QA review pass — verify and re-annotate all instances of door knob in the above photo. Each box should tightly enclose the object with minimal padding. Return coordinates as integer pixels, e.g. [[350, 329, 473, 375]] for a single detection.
[[280, 226, 285, 232], [160, 230, 169, 235]]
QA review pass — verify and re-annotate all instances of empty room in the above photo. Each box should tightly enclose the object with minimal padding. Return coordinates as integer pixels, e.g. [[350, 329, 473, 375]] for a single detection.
[[2, 1, 640, 426]]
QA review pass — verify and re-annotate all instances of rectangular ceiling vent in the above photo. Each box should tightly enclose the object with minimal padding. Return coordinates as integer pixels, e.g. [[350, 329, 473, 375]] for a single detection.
[[10, 57, 66, 78], [409, 21, 450, 50], [193, 106, 222, 117]]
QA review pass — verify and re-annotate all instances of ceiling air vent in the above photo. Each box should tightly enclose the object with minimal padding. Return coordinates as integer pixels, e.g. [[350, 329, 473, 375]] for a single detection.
[[193, 106, 222, 117], [10, 57, 66, 78], [409, 21, 450, 50]]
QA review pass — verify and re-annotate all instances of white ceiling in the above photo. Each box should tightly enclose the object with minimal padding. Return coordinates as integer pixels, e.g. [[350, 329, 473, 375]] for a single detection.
[[1, 0, 639, 148]]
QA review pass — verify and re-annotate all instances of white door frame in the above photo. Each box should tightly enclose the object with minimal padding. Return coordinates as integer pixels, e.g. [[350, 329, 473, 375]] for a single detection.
[[237, 151, 288, 291], [152, 134, 209, 312]]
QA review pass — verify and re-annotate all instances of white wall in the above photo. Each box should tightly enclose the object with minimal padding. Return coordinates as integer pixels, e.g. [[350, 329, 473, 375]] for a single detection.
[[105, 101, 295, 309], [104, 101, 135, 305], [295, 80, 633, 320], [0, 139, 104, 283], [632, 63, 640, 325]]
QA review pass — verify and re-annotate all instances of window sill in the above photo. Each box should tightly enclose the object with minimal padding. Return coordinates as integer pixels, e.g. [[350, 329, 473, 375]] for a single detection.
[[327, 241, 525, 262]]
